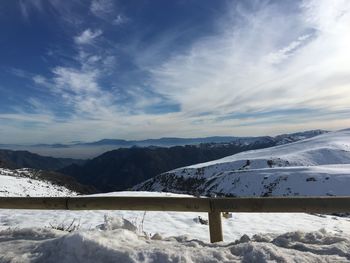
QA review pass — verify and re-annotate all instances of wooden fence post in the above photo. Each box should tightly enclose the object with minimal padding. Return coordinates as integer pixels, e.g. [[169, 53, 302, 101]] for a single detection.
[[208, 211, 223, 243]]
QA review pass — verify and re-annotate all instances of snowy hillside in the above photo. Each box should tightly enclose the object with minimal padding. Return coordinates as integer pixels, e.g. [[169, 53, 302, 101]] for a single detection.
[[0, 168, 77, 197], [2, 131, 350, 261], [1, 191, 350, 262], [135, 129, 350, 196]]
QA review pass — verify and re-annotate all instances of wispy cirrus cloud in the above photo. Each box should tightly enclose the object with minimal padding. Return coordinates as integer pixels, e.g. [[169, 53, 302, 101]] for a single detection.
[[2, 0, 350, 144], [33, 65, 117, 120], [17, 0, 84, 25], [90, 0, 114, 18], [147, 0, 350, 123], [90, 0, 128, 25]]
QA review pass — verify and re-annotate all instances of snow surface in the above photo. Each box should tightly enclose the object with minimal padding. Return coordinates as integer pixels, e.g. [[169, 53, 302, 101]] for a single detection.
[[186, 129, 350, 170], [2, 191, 350, 241], [1, 188, 350, 262], [136, 130, 350, 197], [185, 165, 350, 197], [0, 168, 77, 197], [1, 228, 350, 262]]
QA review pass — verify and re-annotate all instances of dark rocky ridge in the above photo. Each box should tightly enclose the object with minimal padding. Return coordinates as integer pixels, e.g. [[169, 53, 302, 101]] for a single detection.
[[24, 169, 97, 194], [0, 149, 84, 170], [60, 130, 327, 192]]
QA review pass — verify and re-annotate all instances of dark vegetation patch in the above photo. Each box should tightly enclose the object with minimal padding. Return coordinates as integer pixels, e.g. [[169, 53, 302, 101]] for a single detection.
[[22, 169, 96, 194], [60, 141, 276, 192], [0, 149, 84, 171], [306, 177, 317, 182]]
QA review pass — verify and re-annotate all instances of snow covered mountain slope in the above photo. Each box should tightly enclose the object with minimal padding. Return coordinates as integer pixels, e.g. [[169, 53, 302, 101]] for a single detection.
[[135, 129, 350, 196], [0, 168, 77, 197], [186, 129, 350, 170]]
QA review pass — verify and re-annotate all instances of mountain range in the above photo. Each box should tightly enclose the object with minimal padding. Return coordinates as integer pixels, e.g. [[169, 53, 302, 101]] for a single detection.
[[59, 130, 327, 192], [0, 149, 84, 170], [0, 130, 327, 158]]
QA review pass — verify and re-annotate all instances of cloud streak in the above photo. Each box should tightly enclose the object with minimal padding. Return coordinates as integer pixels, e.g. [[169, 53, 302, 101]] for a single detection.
[[90, 0, 128, 25], [2, 0, 350, 144], [148, 0, 350, 122], [17, 0, 84, 25]]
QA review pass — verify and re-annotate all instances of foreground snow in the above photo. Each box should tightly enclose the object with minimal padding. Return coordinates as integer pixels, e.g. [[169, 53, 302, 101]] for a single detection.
[[136, 129, 350, 197], [1, 227, 349, 262], [1, 191, 350, 262], [1, 191, 350, 241]]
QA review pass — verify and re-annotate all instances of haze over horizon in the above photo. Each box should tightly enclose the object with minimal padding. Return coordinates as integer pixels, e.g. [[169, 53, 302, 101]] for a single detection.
[[0, 128, 329, 146], [1, 0, 350, 144]]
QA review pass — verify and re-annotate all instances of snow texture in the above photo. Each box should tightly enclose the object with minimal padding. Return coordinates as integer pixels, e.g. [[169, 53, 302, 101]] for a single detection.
[[0, 168, 77, 197], [1, 188, 350, 262], [136, 129, 350, 197], [0, 226, 349, 262]]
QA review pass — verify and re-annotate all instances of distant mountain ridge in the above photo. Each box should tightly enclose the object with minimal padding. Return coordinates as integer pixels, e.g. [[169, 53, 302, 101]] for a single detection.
[[0, 149, 85, 170], [82, 136, 241, 146], [4, 130, 328, 147], [0, 130, 328, 158], [60, 130, 328, 192]]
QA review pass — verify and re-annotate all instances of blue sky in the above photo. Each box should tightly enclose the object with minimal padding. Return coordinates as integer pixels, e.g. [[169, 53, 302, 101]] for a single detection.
[[0, 0, 350, 144]]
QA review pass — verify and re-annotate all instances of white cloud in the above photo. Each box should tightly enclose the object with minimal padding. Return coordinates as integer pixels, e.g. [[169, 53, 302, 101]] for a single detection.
[[147, 0, 350, 121], [5, 0, 350, 144], [0, 113, 52, 124], [49, 66, 122, 119], [74, 29, 102, 45], [33, 75, 49, 86], [265, 34, 311, 65], [52, 67, 99, 93]]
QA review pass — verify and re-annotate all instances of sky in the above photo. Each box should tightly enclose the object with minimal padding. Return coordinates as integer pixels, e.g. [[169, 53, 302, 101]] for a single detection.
[[0, 0, 350, 144]]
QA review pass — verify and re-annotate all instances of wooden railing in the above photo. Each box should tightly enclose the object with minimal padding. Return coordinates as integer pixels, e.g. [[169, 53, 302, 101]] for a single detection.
[[1, 196, 350, 243]]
